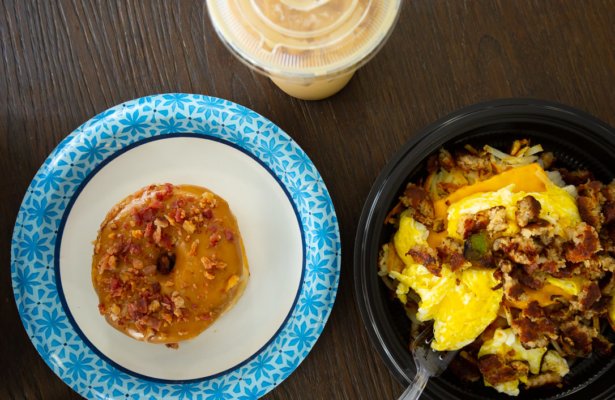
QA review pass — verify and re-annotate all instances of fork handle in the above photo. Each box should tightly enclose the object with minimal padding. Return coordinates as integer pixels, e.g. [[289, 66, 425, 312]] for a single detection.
[[397, 368, 430, 400]]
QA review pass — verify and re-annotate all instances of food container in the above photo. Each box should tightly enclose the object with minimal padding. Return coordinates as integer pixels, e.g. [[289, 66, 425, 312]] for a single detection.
[[206, 0, 402, 100], [354, 99, 615, 399]]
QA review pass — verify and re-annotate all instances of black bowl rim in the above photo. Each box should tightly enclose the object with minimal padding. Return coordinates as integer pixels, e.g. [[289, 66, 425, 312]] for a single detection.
[[353, 98, 615, 399]]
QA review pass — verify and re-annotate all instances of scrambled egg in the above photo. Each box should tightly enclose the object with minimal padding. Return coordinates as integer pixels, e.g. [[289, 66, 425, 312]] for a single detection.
[[478, 329, 568, 396], [545, 276, 585, 296], [447, 182, 580, 241], [388, 213, 503, 351], [479, 328, 546, 395]]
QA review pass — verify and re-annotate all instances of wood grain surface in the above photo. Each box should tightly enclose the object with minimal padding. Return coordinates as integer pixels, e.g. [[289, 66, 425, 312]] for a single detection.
[[2, 1, 615, 399]]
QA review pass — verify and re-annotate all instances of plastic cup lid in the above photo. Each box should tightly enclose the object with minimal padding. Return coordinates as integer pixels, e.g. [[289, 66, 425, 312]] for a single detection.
[[207, 0, 402, 79]]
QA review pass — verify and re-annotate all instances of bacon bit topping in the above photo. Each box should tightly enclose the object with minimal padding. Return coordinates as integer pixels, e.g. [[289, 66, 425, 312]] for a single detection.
[[226, 275, 240, 292], [109, 304, 121, 320], [160, 312, 173, 324], [209, 233, 222, 247], [127, 302, 142, 320], [154, 218, 169, 228], [201, 192, 217, 208], [171, 291, 185, 309], [142, 264, 157, 275], [143, 316, 162, 331], [224, 229, 234, 241], [144, 222, 154, 238], [197, 312, 213, 321], [189, 239, 200, 256], [153, 224, 162, 244], [129, 243, 141, 255], [165, 343, 179, 349], [203, 208, 213, 219], [132, 259, 144, 269], [183, 220, 196, 234], [173, 208, 186, 223], [155, 184, 174, 201], [97, 254, 118, 274], [148, 300, 161, 313], [201, 256, 215, 270], [164, 214, 176, 226]]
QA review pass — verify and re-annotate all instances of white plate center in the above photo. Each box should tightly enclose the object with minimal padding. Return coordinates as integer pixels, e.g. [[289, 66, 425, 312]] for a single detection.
[[59, 136, 303, 380]]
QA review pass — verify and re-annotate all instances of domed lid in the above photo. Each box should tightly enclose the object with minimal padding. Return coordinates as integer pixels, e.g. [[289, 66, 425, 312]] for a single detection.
[[207, 0, 402, 79]]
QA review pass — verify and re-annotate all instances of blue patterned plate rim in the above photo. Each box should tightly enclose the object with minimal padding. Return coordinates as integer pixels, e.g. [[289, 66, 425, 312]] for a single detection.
[[11, 93, 341, 400]]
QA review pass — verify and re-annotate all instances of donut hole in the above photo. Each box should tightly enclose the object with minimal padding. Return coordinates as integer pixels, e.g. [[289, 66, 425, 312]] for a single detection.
[[157, 253, 176, 275]]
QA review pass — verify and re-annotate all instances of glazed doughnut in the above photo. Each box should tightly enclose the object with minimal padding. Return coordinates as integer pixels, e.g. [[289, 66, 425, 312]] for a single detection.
[[92, 183, 248, 345]]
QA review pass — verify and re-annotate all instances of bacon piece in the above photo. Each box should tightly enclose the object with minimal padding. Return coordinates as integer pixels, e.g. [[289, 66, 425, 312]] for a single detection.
[[136, 297, 148, 314], [511, 301, 558, 348], [478, 354, 528, 385], [437, 238, 468, 271], [407, 245, 440, 276], [458, 207, 507, 240], [558, 168, 593, 186], [224, 229, 234, 241], [524, 372, 562, 389], [143, 316, 162, 331], [559, 320, 597, 356], [493, 236, 542, 265], [576, 181, 605, 230], [400, 184, 435, 228], [578, 196, 603, 230], [514, 268, 545, 290], [565, 223, 601, 262], [578, 282, 601, 310], [516, 196, 541, 228]]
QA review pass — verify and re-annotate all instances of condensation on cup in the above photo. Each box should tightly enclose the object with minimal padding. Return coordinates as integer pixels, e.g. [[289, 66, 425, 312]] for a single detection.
[[206, 0, 402, 100]]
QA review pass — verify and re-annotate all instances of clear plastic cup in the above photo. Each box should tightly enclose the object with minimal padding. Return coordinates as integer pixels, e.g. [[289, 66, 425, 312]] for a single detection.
[[206, 0, 402, 100]]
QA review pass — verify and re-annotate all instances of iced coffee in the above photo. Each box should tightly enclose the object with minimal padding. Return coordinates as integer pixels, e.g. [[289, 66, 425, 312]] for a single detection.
[[206, 0, 402, 100]]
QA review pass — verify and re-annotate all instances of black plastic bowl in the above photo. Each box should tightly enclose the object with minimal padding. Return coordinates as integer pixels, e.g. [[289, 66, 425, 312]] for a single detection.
[[354, 99, 615, 400]]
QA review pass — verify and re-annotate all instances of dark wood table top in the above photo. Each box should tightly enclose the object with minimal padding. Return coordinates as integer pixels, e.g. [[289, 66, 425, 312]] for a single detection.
[[3, 1, 615, 399]]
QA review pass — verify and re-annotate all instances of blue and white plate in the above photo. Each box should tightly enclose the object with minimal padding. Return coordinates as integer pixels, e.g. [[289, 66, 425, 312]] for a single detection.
[[11, 94, 341, 399]]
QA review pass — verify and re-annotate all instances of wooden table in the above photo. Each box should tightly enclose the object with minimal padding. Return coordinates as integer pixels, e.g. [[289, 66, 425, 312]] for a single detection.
[[2, 1, 615, 399]]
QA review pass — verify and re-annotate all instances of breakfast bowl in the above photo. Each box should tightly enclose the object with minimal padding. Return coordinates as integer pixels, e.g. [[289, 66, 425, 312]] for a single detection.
[[354, 99, 615, 399]]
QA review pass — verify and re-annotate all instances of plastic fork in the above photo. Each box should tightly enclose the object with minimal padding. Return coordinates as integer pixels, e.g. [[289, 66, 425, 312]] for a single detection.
[[398, 326, 458, 400]]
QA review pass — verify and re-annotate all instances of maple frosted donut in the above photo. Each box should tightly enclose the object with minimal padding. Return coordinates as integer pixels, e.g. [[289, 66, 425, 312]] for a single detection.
[[92, 183, 248, 345]]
